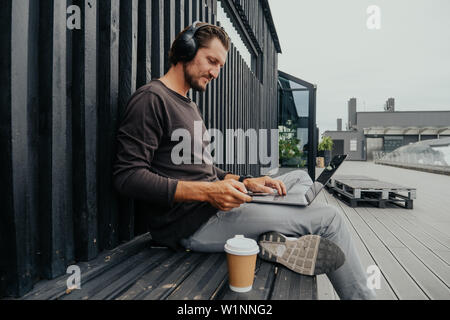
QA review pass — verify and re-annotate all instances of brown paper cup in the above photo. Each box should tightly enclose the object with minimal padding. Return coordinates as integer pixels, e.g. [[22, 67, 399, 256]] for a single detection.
[[224, 235, 260, 293], [226, 253, 257, 292]]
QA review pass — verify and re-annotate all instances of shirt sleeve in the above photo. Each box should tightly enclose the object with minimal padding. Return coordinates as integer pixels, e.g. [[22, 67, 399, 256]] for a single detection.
[[113, 91, 179, 208], [213, 166, 233, 180]]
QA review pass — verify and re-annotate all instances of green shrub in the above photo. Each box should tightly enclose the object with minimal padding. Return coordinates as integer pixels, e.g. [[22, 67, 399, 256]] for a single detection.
[[318, 136, 333, 151]]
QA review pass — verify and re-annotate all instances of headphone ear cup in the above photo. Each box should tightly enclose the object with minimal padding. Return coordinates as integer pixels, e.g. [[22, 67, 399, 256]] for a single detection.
[[174, 33, 198, 62]]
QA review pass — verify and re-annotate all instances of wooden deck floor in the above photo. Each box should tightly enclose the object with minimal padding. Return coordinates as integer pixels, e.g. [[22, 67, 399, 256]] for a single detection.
[[315, 161, 450, 300], [19, 233, 317, 301], [17, 161, 450, 300]]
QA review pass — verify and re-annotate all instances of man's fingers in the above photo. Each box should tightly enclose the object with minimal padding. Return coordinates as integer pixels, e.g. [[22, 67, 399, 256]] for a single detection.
[[268, 179, 285, 195], [281, 181, 287, 195], [229, 180, 248, 194], [252, 184, 274, 194]]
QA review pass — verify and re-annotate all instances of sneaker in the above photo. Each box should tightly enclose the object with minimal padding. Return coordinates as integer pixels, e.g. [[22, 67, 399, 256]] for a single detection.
[[258, 231, 345, 276]]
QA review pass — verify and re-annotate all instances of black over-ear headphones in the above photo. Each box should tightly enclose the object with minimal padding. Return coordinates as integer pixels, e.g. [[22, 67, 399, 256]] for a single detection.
[[172, 21, 220, 63]]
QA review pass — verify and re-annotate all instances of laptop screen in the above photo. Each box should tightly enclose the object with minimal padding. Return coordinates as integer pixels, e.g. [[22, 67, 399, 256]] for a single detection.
[[316, 154, 347, 185], [304, 155, 347, 203]]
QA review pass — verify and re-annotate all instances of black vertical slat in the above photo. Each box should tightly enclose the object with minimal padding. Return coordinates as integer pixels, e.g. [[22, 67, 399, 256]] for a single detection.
[[198, 1, 207, 123], [137, 0, 152, 88], [199, 0, 205, 21], [37, 0, 70, 278], [212, 0, 218, 17], [151, 0, 164, 78], [175, 0, 185, 34], [118, 0, 139, 242], [191, 0, 200, 106], [232, 46, 237, 174], [205, 0, 210, 22], [72, 0, 99, 262], [206, 1, 213, 130], [216, 44, 223, 168], [244, 60, 248, 174], [236, 53, 240, 174], [0, 0, 35, 298], [28, 0, 43, 284], [98, 0, 121, 251], [223, 42, 229, 172], [248, 63, 251, 174], [65, 0, 76, 269], [227, 44, 233, 173], [163, 0, 175, 73], [184, 0, 193, 26], [239, 55, 243, 174]]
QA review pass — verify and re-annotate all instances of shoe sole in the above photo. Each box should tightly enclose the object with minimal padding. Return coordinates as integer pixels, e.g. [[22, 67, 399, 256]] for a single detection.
[[258, 232, 345, 276]]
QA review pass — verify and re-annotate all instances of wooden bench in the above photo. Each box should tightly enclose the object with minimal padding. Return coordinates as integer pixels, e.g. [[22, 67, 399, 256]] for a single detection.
[[19, 233, 318, 300]]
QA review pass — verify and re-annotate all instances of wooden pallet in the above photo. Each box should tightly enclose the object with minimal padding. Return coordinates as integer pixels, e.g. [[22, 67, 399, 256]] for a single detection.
[[326, 176, 416, 209]]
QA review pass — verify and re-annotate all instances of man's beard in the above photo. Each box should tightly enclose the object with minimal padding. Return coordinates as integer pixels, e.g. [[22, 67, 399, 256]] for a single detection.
[[183, 62, 208, 92]]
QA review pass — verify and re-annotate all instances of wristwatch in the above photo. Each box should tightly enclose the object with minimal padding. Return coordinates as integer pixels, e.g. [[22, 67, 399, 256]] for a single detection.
[[239, 175, 253, 183]]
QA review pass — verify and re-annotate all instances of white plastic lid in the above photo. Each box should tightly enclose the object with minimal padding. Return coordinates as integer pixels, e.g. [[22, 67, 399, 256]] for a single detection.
[[224, 235, 260, 256]]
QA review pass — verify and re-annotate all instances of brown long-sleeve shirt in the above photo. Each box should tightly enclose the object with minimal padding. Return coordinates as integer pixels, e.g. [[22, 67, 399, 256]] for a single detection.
[[113, 80, 230, 250]]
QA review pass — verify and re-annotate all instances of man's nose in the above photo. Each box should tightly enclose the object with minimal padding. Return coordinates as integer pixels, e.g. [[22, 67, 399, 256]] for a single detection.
[[209, 67, 220, 79]]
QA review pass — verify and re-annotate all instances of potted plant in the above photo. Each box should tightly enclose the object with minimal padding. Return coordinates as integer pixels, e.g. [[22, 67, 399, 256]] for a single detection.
[[279, 136, 305, 167], [318, 136, 334, 166]]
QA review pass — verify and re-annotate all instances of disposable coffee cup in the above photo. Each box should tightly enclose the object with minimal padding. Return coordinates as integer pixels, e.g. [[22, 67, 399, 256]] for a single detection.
[[224, 235, 260, 293]]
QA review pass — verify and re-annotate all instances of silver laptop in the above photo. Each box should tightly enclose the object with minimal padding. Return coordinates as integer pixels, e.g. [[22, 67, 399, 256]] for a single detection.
[[251, 154, 347, 206]]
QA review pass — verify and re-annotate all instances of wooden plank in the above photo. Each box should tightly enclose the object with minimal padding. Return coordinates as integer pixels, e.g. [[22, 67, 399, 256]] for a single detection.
[[26, 0, 42, 287], [138, 253, 206, 300], [137, 0, 152, 88], [133, 0, 154, 237], [394, 213, 450, 249], [389, 247, 450, 299], [355, 207, 450, 299], [333, 196, 427, 299], [167, 254, 228, 300], [89, 250, 173, 300], [371, 209, 450, 285], [184, 0, 192, 26], [0, 0, 35, 298], [232, 46, 237, 174], [72, 0, 99, 262], [21, 233, 152, 300], [316, 275, 338, 300], [151, 0, 164, 78], [270, 267, 317, 300], [175, 0, 185, 34], [98, 0, 120, 251], [118, 0, 139, 242], [224, 40, 230, 172], [218, 260, 276, 300], [163, 0, 175, 73], [323, 190, 399, 300], [61, 249, 158, 300], [38, 0, 71, 278]]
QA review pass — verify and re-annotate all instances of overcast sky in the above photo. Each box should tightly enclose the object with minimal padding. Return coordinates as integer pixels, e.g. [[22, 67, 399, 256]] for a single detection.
[[268, 0, 450, 136]]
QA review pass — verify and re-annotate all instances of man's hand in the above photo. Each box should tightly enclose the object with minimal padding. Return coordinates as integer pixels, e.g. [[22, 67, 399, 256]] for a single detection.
[[243, 176, 287, 196], [174, 179, 253, 212], [204, 180, 253, 211]]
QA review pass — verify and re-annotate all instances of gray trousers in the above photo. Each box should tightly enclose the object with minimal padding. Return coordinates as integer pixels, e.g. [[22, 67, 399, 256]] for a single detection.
[[180, 170, 377, 300]]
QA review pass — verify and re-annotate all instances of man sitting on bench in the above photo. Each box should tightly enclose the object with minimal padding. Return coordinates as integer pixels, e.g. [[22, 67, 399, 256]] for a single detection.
[[113, 22, 376, 300]]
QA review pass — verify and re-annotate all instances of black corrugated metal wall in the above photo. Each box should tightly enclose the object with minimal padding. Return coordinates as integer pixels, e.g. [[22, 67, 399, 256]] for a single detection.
[[0, 0, 279, 298]]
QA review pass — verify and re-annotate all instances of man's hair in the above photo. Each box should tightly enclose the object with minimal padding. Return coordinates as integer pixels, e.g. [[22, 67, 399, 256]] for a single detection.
[[168, 22, 230, 66]]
